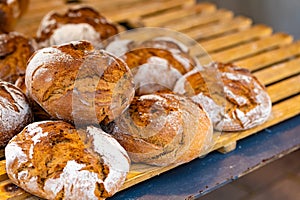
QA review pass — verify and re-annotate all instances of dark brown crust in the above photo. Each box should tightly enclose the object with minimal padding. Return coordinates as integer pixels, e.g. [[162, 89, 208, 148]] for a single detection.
[[36, 6, 118, 47], [0, 32, 36, 83], [0, 81, 33, 148], [27, 41, 134, 125]]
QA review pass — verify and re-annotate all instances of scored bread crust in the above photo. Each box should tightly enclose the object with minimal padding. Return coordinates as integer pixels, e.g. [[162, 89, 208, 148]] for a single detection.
[[109, 93, 213, 166], [0, 81, 33, 148], [25, 41, 135, 125], [0, 32, 36, 83], [5, 121, 130, 200], [174, 62, 272, 131], [36, 6, 118, 48]]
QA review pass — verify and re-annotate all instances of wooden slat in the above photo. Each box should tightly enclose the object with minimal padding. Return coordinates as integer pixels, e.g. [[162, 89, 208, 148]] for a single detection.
[[0, 180, 32, 200], [185, 16, 252, 40], [210, 33, 293, 63], [141, 2, 216, 27], [268, 75, 300, 103], [164, 9, 233, 31], [234, 41, 300, 71], [254, 57, 300, 85], [190, 24, 273, 55], [102, 0, 195, 22], [0, 161, 6, 182]]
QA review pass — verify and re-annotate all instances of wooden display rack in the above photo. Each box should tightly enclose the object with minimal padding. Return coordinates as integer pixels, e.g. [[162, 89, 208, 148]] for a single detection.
[[1, 0, 300, 199]]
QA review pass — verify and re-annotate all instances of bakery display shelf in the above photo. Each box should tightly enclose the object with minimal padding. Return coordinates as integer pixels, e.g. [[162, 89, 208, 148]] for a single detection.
[[1, 0, 300, 199]]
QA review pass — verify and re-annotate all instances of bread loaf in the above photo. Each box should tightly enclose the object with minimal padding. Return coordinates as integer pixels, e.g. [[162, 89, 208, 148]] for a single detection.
[[0, 80, 33, 148], [174, 62, 272, 131], [106, 93, 213, 166], [123, 46, 197, 95], [0, 32, 36, 83], [5, 120, 130, 199], [25, 40, 135, 125], [36, 6, 118, 48]]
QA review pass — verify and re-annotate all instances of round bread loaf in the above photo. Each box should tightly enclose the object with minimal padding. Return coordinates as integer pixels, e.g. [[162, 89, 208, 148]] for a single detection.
[[122, 47, 196, 95], [5, 121, 130, 199], [106, 93, 213, 166], [36, 6, 118, 48], [0, 0, 29, 33], [173, 62, 272, 131], [0, 81, 33, 148], [25, 41, 135, 125], [0, 32, 36, 83]]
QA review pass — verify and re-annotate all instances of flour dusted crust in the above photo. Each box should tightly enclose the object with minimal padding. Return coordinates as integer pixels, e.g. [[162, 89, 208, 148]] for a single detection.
[[0, 0, 29, 33], [107, 93, 213, 166], [0, 32, 36, 83], [5, 121, 130, 199], [36, 6, 118, 48], [173, 62, 272, 131], [122, 46, 196, 95], [0, 81, 33, 148], [25, 40, 135, 125]]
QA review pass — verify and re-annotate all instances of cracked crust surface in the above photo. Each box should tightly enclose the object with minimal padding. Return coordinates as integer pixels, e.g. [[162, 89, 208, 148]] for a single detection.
[[36, 6, 118, 48], [0, 32, 36, 83], [107, 93, 213, 166], [25, 41, 135, 125], [5, 121, 130, 200], [174, 62, 272, 131], [0, 81, 33, 148]]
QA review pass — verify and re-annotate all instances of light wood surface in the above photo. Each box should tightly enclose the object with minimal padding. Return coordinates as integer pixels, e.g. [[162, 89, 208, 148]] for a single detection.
[[1, 0, 300, 199]]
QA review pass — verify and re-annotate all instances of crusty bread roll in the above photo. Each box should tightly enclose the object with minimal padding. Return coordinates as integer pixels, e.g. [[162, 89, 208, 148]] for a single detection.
[[0, 0, 29, 33], [0, 80, 33, 148], [25, 40, 135, 125], [5, 120, 130, 199], [106, 93, 213, 166], [122, 47, 196, 95], [36, 6, 118, 48], [174, 62, 272, 131], [0, 32, 36, 83]]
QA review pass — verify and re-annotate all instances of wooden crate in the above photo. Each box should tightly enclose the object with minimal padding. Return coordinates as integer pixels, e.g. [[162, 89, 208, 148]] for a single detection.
[[1, 0, 300, 199]]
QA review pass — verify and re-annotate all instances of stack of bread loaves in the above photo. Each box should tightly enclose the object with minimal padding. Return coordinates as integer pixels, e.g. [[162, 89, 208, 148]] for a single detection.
[[2, 5, 133, 200], [1, 4, 272, 200]]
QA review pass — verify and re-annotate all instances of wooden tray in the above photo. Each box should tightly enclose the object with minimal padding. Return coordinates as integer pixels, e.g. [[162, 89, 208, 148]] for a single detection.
[[1, 0, 300, 199]]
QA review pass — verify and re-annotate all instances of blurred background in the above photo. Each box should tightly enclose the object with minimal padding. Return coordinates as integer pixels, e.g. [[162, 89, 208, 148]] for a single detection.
[[199, 0, 300, 39]]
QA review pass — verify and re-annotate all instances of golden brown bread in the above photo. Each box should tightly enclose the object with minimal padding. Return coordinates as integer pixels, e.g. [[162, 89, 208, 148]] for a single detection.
[[0, 0, 29, 33], [123, 47, 195, 74], [0, 32, 36, 83], [25, 40, 135, 125], [174, 62, 272, 131], [0, 80, 33, 148], [5, 120, 130, 199], [121, 47, 196, 95], [36, 6, 118, 48], [106, 93, 213, 166]]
